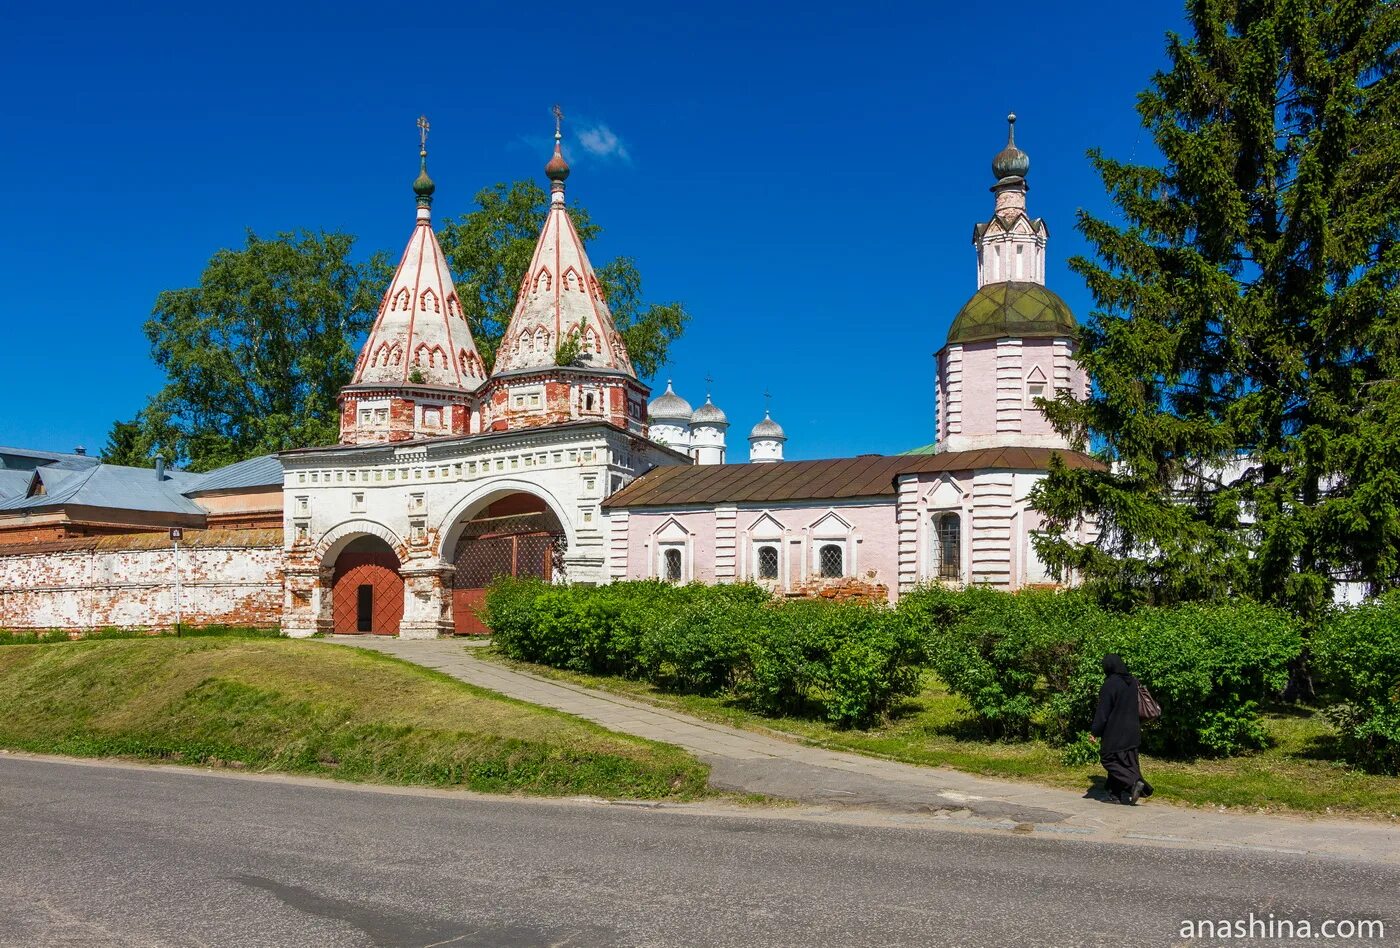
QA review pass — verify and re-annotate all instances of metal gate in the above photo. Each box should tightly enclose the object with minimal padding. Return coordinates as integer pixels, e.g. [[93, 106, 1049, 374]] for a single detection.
[[452, 508, 563, 634]]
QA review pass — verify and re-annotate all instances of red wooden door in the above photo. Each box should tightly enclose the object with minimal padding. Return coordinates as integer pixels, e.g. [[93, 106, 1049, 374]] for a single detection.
[[332, 552, 404, 635]]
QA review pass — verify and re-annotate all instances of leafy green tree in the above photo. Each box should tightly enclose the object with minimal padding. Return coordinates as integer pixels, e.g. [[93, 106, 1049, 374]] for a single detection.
[[437, 180, 688, 376], [1032, 0, 1400, 619], [134, 231, 389, 471]]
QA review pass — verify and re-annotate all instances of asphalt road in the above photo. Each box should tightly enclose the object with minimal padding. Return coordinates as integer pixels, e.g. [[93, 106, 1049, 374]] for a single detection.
[[1, 756, 1395, 947]]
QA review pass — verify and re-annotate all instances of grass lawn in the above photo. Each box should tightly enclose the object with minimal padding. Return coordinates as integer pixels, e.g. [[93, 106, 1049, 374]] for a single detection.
[[0, 637, 708, 800], [476, 649, 1400, 821]]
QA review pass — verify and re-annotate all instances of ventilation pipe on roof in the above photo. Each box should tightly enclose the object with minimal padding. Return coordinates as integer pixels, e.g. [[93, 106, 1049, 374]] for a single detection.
[[155, 457, 166, 481], [73, 445, 86, 456]]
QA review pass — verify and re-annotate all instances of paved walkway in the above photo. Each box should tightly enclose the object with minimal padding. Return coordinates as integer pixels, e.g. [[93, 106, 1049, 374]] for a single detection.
[[327, 636, 1400, 865]]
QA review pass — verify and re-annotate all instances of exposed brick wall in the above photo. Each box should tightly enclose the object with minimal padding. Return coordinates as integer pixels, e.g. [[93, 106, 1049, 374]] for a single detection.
[[787, 577, 891, 605], [0, 524, 68, 545], [0, 530, 285, 631]]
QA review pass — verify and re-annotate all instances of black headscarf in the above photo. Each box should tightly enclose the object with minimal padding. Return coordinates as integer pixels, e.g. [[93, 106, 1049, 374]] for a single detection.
[[1102, 653, 1130, 677]]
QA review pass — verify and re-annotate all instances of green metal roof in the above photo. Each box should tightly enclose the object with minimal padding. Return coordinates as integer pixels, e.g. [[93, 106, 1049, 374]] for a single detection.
[[946, 281, 1077, 346]]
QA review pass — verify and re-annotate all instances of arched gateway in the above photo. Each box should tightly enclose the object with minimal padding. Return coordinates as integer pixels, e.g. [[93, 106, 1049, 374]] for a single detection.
[[449, 493, 564, 633]]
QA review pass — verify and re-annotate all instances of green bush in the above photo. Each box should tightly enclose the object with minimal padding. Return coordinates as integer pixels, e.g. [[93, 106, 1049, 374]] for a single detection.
[[901, 586, 1108, 740], [740, 599, 925, 726], [1313, 595, 1400, 774], [482, 580, 920, 725], [1100, 602, 1301, 756], [898, 587, 1301, 756]]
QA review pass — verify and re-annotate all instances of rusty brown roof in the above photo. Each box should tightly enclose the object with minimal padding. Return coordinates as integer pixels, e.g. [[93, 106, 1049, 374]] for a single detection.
[[603, 448, 1104, 508], [0, 528, 283, 558]]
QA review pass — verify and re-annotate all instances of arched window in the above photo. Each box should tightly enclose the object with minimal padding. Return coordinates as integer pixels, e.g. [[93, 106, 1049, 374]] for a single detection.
[[818, 543, 843, 578], [936, 514, 961, 581], [664, 548, 683, 582], [757, 545, 779, 580]]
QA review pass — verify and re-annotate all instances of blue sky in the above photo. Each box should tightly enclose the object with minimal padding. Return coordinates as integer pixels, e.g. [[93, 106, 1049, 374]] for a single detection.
[[0, 0, 1184, 461]]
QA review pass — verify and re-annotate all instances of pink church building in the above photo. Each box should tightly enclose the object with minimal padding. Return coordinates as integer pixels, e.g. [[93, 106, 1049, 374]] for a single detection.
[[606, 115, 1101, 599]]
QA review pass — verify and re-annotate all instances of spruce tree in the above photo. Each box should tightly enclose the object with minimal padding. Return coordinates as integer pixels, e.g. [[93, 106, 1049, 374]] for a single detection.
[[1031, 0, 1400, 619]]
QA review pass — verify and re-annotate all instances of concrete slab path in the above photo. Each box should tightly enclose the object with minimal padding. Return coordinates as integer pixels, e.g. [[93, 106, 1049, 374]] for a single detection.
[[326, 636, 1400, 866]]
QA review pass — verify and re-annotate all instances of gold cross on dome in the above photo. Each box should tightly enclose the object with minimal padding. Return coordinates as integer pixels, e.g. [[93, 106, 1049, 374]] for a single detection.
[[417, 115, 430, 151], [552, 104, 564, 136]]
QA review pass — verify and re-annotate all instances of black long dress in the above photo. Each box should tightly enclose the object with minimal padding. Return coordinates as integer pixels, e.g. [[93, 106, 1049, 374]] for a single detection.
[[1089, 655, 1152, 801]]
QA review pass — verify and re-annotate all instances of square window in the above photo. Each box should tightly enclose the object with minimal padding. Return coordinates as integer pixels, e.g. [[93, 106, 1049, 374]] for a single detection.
[[351, 492, 365, 513]]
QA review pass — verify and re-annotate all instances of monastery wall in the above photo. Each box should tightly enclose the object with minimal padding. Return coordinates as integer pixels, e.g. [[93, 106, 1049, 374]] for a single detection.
[[0, 530, 284, 631]]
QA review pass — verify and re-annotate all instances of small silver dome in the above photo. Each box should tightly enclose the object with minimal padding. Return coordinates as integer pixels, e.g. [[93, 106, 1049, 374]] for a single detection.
[[648, 381, 693, 421], [749, 412, 786, 440], [691, 396, 728, 425]]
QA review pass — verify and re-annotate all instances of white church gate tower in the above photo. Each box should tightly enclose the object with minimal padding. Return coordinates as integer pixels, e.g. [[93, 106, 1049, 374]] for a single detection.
[[280, 115, 687, 638]]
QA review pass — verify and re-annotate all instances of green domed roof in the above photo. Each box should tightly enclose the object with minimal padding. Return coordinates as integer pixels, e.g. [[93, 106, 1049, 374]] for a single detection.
[[947, 282, 1076, 345]]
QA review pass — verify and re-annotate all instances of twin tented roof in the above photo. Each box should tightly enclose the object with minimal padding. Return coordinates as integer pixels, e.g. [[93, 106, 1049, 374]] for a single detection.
[[603, 448, 1104, 508]]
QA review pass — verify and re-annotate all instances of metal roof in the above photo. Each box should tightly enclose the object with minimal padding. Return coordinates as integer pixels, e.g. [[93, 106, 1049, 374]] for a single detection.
[[0, 446, 101, 471], [0, 463, 206, 516], [185, 454, 284, 494], [603, 448, 1104, 508], [0, 469, 32, 501]]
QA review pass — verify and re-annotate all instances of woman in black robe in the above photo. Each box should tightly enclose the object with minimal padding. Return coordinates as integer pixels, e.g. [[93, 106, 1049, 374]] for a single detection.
[[1089, 653, 1153, 804]]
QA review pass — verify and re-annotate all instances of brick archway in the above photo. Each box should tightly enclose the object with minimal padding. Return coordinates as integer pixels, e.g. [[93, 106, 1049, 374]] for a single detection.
[[450, 493, 565, 634], [330, 535, 404, 635]]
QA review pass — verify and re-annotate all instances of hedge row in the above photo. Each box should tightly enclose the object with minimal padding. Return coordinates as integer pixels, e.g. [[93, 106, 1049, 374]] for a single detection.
[[902, 586, 1302, 757], [484, 578, 924, 726], [484, 579, 1399, 769]]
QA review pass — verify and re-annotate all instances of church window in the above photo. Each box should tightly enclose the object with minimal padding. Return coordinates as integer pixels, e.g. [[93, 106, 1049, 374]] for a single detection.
[[818, 544, 843, 578], [409, 493, 425, 513], [757, 545, 779, 580], [936, 514, 961, 581], [351, 492, 364, 513], [424, 408, 441, 428], [663, 547, 683, 582], [1015, 244, 1024, 279], [359, 409, 371, 425], [295, 496, 308, 515], [374, 409, 388, 424]]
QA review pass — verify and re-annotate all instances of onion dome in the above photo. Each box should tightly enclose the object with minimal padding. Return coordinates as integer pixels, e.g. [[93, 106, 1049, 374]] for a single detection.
[[992, 113, 1030, 181], [749, 411, 786, 440], [691, 395, 728, 426], [545, 103, 570, 183], [413, 151, 435, 206], [648, 381, 693, 421], [545, 138, 570, 182], [947, 282, 1076, 345]]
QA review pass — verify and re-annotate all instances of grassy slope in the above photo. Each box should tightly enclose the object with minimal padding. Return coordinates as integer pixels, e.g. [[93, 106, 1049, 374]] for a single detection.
[[0, 638, 708, 800], [477, 651, 1400, 821]]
